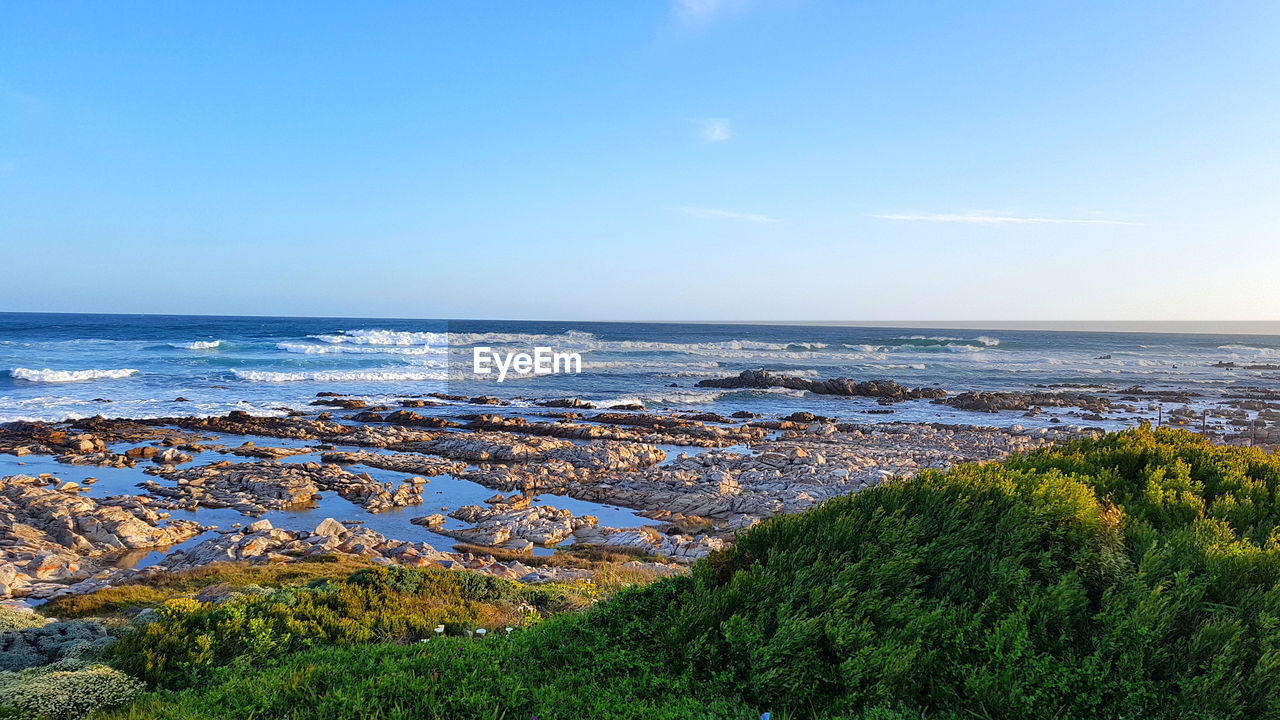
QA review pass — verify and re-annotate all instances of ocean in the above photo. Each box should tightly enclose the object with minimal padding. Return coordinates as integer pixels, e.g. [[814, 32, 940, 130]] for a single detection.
[[2, 312, 1280, 429]]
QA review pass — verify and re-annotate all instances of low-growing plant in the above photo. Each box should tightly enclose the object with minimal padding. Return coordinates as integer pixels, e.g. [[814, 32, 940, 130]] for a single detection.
[[40, 556, 374, 620], [107, 566, 588, 688], [0, 663, 142, 720], [0, 608, 48, 633], [0, 620, 111, 672]]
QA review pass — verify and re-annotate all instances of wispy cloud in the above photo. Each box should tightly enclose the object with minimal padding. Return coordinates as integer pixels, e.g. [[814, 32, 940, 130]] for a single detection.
[[672, 0, 733, 24], [871, 211, 1140, 226], [679, 206, 777, 223], [700, 118, 732, 142]]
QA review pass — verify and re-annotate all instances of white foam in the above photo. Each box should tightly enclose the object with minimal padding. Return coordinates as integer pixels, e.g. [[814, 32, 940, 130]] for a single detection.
[[309, 329, 598, 347], [172, 340, 222, 350], [309, 330, 448, 346], [310, 329, 843, 356], [276, 342, 440, 356], [10, 368, 139, 383], [603, 386, 808, 407], [1219, 344, 1280, 358], [231, 369, 449, 383], [894, 335, 1000, 348]]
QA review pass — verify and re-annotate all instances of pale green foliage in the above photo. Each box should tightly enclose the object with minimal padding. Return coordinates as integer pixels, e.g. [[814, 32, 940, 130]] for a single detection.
[[0, 620, 111, 672], [0, 664, 142, 720], [0, 608, 47, 633]]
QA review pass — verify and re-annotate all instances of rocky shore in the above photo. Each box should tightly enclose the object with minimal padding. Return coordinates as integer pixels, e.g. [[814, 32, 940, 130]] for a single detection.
[[1, 475, 205, 598], [0, 398, 1104, 601]]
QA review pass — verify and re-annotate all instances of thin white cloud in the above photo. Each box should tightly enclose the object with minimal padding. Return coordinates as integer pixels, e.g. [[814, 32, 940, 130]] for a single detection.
[[872, 211, 1140, 226], [672, 0, 730, 24], [679, 206, 778, 223], [701, 118, 732, 142]]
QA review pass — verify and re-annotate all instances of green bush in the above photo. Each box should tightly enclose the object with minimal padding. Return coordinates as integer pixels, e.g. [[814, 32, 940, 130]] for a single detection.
[[0, 663, 142, 720], [107, 567, 572, 688], [0, 608, 47, 633], [0, 620, 111, 672]]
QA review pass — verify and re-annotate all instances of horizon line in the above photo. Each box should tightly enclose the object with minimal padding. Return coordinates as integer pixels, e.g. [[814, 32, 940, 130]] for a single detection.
[[2, 311, 1279, 338]]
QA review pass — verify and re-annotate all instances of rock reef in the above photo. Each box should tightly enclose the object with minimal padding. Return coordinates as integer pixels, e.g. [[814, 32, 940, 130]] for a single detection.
[[697, 369, 947, 402]]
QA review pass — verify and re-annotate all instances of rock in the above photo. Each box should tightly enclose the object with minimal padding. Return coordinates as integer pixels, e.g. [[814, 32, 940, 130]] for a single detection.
[[536, 398, 597, 410], [697, 369, 947, 402], [313, 518, 347, 538], [939, 391, 1110, 414], [154, 448, 194, 465]]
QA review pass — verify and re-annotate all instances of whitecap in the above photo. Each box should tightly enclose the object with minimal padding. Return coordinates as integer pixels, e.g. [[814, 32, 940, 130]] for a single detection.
[[231, 369, 449, 383], [9, 368, 139, 383], [276, 342, 440, 356]]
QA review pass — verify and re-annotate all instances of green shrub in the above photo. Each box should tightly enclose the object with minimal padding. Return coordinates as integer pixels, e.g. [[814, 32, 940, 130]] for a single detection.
[[0, 664, 142, 720], [0, 608, 47, 633], [0, 620, 111, 672], [107, 567, 571, 688]]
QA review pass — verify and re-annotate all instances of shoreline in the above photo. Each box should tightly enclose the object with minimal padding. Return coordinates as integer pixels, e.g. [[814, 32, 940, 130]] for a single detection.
[[1, 393, 1104, 603]]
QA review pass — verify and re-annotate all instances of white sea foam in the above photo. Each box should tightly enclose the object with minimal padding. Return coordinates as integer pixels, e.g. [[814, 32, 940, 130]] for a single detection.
[[10, 368, 139, 383], [603, 387, 808, 407], [277, 342, 440, 356], [231, 369, 448, 383], [172, 340, 223, 350], [310, 329, 597, 347], [894, 335, 1000, 347], [309, 330, 448, 346], [1219, 344, 1280, 358], [584, 360, 722, 371], [311, 329, 844, 356]]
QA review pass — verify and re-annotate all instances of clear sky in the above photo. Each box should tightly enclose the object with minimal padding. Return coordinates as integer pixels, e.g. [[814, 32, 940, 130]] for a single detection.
[[2, 1, 1277, 321]]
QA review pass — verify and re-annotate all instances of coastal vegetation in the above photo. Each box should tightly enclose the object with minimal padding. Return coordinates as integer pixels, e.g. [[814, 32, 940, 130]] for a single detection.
[[5, 427, 1280, 719]]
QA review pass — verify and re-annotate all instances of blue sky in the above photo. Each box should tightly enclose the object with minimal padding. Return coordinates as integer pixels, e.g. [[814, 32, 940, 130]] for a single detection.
[[1, 1, 1277, 321]]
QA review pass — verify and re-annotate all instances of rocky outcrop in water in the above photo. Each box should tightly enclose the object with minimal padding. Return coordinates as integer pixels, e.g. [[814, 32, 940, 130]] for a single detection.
[[1, 474, 205, 598], [406, 431, 665, 471], [465, 413, 764, 447], [937, 391, 1111, 414], [157, 411, 354, 440], [143, 460, 426, 515], [696, 369, 947, 402], [320, 450, 467, 477], [424, 500, 598, 549]]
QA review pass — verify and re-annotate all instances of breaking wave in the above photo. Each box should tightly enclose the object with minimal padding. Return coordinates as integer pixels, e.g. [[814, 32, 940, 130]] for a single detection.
[[309, 329, 597, 347], [231, 369, 449, 383], [603, 387, 809, 407], [277, 342, 440, 356], [171, 340, 223, 350], [1219, 344, 1280, 358], [8, 368, 139, 383]]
